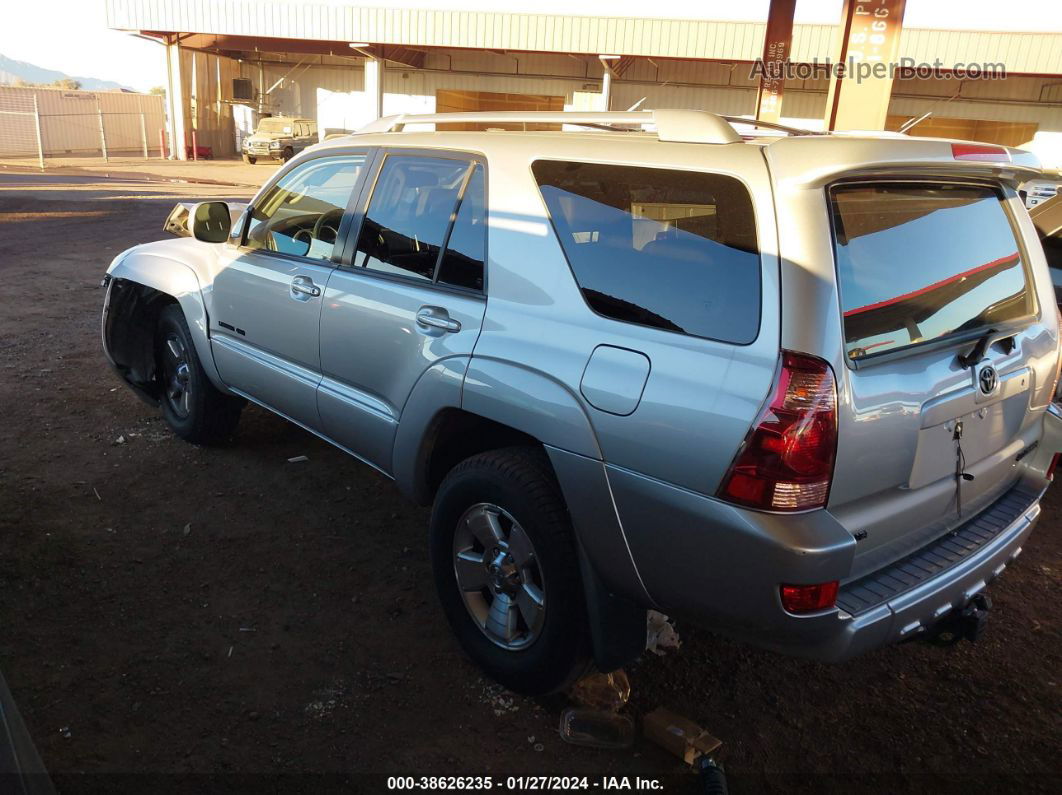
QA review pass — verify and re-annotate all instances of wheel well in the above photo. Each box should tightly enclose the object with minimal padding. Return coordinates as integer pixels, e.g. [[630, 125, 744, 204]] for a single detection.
[[416, 409, 543, 505], [104, 278, 178, 401]]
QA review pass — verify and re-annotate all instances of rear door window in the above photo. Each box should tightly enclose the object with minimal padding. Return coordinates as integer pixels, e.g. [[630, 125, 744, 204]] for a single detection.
[[355, 155, 469, 282], [532, 160, 761, 343], [354, 155, 485, 290], [436, 164, 486, 290], [830, 183, 1034, 361]]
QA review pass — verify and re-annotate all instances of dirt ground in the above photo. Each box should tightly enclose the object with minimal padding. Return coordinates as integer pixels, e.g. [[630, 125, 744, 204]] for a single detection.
[[0, 166, 1059, 794]]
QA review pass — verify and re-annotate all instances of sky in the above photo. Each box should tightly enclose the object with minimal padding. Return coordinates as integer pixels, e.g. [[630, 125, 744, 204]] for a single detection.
[[0, 0, 1060, 94]]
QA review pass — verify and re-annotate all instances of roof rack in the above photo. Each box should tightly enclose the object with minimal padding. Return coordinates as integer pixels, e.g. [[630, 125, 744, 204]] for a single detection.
[[356, 109, 744, 145], [719, 115, 818, 137]]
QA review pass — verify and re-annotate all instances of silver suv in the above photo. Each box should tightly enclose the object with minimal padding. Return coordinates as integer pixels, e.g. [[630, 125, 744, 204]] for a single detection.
[[242, 116, 318, 164], [102, 110, 1062, 694]]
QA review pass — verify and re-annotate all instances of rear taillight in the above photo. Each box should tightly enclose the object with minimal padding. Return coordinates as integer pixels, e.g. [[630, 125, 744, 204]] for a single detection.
[[719, 351, 838, 511], [780, 581, 839, 613]]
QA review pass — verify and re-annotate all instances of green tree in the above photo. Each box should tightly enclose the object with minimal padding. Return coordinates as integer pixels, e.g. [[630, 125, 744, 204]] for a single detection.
[[51, 78, 81, 90], [148, 86, 166, 95]]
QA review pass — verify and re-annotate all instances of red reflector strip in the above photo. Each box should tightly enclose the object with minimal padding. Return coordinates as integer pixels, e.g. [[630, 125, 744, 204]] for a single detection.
[[951, 143, 1011, 163], [780, 581, 839, 613]]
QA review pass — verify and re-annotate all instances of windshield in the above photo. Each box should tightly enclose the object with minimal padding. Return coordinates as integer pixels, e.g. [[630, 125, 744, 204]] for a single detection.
[[258, 118, 293, 135], [830, 182, 1034, 361]]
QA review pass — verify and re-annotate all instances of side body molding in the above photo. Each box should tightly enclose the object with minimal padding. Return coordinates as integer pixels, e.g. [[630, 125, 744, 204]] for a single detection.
[[461, 359, 603, 460], [105, 250, 227, 392]]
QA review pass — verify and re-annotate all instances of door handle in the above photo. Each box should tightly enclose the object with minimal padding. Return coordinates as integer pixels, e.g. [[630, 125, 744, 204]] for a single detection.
[[291, 275, 321, 298], [416, 306, 461, 333]]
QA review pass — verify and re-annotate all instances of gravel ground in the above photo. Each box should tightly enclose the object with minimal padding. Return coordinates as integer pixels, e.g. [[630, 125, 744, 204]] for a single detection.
[[0, 171, 1059, 794]]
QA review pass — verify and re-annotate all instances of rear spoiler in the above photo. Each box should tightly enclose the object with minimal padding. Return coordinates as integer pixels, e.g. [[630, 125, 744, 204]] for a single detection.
[[764, 136, 1045, 189]]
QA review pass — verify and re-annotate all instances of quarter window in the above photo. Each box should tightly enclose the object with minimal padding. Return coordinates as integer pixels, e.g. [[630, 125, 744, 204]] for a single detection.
[[244, 154, 366, 261], [532, 160, 761, 343]]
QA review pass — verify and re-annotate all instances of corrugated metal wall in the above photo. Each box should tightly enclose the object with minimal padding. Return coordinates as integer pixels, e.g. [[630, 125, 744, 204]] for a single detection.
[[106, 1, 1062, 75], [0, 86, 165, 156], [183, 49, 243, 155], [225, 51, 1062, 140]]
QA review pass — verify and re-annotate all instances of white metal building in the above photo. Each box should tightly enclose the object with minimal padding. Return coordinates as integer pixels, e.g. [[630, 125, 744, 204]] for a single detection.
[[104, 1, 1062, 159]]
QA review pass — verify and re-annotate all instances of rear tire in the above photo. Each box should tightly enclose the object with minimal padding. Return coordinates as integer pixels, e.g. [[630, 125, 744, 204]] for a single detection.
[[242, 154, 256, 165], [429, 447, 591, 695], [155, 305, 243, 445]]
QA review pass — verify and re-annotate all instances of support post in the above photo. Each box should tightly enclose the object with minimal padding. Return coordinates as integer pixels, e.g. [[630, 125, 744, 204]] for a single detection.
[[755, 0, 797, 123], [257, 62, 266, 116], [159, 127, 167, 159], [166, 35, 188, 160], [32, 95, 44, 171], [600, 70, 612, 112], [191, 129, 198, 161], [824, 0, 908, 131], [96, 97, 108, 162], [364, 57, 383, 121], [140, 112, 148, 158]]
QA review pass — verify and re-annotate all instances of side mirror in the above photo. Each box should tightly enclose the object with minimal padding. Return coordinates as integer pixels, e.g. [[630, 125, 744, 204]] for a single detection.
[[191, 201, 232, 243]]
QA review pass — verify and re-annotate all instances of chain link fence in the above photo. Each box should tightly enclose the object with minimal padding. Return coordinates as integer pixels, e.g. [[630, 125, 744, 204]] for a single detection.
[[0, 86, 168, 167]]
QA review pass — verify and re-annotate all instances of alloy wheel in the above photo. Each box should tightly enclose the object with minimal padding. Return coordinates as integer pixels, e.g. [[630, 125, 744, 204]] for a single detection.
[[161, 333, 192, 419], [452, 503, 546, 651]]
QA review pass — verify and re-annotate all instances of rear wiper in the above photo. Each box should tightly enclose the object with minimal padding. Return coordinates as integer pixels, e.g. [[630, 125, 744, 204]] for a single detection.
[[957, 329, 997, 369]]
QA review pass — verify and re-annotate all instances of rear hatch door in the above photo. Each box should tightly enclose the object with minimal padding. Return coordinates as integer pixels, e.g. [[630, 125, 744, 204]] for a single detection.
[[825, 179, 1057, 578]]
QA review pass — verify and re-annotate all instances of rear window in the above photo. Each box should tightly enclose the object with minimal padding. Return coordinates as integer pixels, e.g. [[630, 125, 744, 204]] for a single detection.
[[830, 183, 1034, 361], [532, 160, 761, 344]]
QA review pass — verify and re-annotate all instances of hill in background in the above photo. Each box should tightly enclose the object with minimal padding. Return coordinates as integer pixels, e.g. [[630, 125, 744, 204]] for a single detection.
[[0, 53, 131, 91]]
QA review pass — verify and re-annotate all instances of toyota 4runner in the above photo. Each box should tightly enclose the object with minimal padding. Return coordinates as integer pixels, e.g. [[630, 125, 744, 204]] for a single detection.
[[102, 110, 1062, 694]]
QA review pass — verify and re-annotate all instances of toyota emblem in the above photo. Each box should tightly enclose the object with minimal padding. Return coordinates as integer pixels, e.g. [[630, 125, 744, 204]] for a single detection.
[[978, 365, 998, 395]]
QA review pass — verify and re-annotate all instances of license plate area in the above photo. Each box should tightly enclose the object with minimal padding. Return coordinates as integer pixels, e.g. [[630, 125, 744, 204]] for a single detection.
[[910, 371, 1030, 489]]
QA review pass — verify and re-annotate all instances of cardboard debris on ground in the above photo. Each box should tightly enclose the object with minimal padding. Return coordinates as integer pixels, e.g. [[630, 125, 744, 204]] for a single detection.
[[643, 707, 721, 766]]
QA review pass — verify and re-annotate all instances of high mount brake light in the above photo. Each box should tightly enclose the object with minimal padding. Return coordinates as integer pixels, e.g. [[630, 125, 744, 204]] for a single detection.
[[719, 351, 838, 512], [951, 143, 1011, 163]]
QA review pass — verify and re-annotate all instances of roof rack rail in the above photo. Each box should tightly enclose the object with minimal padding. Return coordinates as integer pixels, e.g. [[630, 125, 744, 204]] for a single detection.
[[719, 115, 818, 136], [356, 109, 743, 145]]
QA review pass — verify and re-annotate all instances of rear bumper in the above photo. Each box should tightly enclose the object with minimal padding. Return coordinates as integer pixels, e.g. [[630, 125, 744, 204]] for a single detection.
[[604, 463, 1048, 663], [818, 480, 1042, 660]]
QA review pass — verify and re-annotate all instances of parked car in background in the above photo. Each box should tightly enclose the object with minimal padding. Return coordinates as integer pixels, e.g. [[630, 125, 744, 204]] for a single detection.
[[102, 111, 1062, 694], [1020, 177, 1059, 209], [241, 116, 318, 164]]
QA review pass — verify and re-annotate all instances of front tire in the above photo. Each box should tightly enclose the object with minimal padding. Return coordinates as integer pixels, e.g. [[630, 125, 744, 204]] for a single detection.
[[281, 147, 294, 162], [429, 447, 591, 695], [242, 154, 256, 165], [156, 305, 243, 445]]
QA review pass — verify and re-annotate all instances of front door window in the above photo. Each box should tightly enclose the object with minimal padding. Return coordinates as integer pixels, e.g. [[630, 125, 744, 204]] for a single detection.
[[244, 154, 367, 261]]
